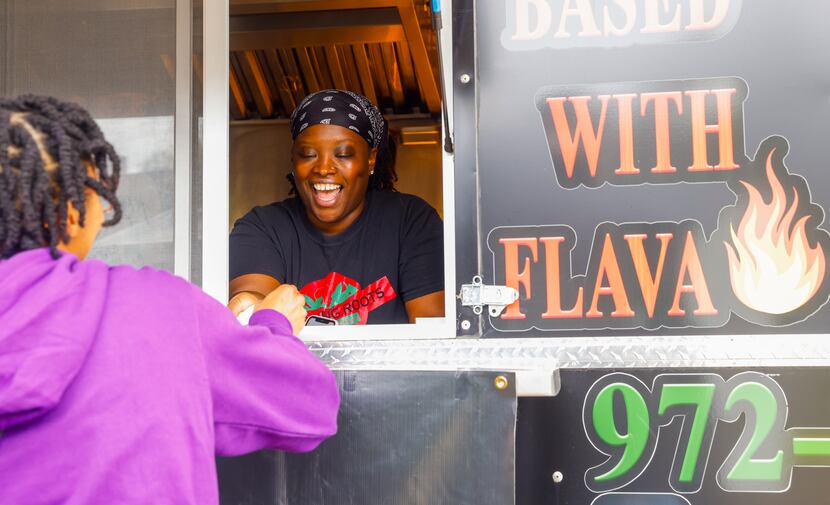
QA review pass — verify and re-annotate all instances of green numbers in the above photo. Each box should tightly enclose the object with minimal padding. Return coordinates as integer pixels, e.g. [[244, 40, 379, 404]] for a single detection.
[[723, 382, 784, 481], [584, 375, 657, 491], [657, 381, 717, 491], [584, 372, 793, 494], [592, 383, 652, 482], [717, 375, 789, 491]]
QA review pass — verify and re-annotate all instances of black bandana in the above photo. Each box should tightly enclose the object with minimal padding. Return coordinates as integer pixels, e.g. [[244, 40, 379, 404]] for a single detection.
[[289, 89, 387, 149]]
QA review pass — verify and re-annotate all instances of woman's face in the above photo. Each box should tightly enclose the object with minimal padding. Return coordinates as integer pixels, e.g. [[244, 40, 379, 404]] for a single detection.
[[291, 124, 377, 235]]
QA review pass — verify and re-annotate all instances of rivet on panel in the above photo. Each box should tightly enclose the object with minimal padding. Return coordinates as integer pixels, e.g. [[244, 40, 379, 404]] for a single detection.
[[494, 375, 509, 390]]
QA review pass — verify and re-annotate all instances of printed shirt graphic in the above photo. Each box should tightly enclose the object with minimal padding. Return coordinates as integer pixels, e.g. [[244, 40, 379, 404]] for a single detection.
[[301, 271, 397, 325]]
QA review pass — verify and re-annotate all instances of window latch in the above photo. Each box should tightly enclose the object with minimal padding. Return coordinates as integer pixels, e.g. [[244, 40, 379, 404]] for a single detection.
[[460, 276, 519, 317]]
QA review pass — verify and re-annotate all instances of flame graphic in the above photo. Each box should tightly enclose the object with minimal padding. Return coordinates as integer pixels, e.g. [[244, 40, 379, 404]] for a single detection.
[[724, 149, 825, 314]]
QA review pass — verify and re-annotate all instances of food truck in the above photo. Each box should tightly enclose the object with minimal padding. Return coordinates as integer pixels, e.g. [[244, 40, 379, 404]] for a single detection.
[[3, 0, 829, 503]]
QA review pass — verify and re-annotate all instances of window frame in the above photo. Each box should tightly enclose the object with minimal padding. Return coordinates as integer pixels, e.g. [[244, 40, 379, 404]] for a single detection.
[[199, 0, 458, 340]]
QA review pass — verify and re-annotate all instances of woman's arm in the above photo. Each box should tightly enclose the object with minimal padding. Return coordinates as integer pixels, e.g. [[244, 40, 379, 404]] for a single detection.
[[228, 273, 281, 316], [405, 290, 445, 323], [192, 284, 339, 455], [229, 206, 290, 315], [398, 196, 445, 323]]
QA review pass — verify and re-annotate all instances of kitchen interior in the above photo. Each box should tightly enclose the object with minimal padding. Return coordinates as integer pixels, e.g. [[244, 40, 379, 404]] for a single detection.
[[227, 0, 445, 227]]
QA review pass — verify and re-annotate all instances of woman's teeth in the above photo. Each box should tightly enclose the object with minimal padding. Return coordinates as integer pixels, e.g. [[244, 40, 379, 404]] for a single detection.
[[313, 183, 342, 191], [312, 183, 342, 206]]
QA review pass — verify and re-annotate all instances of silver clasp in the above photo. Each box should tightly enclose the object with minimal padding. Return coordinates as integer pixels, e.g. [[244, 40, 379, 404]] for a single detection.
[[460, 276, 519, 318]]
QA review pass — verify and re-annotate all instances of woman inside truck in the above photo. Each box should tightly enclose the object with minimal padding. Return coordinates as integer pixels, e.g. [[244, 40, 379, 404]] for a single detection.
[[228, 89, 444, 325], [0, 95, 339, 504]]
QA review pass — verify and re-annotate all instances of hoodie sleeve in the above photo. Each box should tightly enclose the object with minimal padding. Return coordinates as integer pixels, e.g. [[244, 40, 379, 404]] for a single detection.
[[192, 287, 340, 456]]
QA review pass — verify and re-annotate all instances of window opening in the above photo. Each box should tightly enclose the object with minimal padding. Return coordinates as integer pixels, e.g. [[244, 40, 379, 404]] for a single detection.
[[226, 0, 455, 339]]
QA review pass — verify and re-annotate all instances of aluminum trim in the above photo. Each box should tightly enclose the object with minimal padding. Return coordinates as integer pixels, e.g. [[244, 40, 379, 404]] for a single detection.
[[309, 334, 830, 369], [202, 0, 229, 301], [174, 0, 193, 280], [440, 0, 457, 333]]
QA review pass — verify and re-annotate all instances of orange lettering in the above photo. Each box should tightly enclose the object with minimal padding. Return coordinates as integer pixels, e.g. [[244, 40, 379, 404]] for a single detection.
[[540, 237, 584, 318], [641, 91, 683, 173], [625, 233, 673, 318], [668, 231, 718, 316], [500, 237, 538, 320], [686, 88, 739, 172], [613, 93, 640, 175], [547, 95, 610, 178], [587, 234, 635, 318]]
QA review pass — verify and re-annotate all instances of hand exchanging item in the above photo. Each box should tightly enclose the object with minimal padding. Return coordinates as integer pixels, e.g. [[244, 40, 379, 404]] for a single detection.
[[228, 291, 262, 317], [255, 284, 308, 336]]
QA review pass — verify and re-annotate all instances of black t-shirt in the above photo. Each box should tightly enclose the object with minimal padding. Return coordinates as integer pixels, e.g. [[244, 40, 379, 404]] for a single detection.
[[230, 191, 444, 325]]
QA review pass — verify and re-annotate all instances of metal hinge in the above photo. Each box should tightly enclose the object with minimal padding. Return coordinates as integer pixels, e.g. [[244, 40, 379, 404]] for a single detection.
[[460, 276, 519, 317]]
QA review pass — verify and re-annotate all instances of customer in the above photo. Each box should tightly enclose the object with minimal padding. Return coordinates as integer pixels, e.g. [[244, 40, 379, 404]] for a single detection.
[[229, 89, 444, 324], [0, 95, 339, 504]]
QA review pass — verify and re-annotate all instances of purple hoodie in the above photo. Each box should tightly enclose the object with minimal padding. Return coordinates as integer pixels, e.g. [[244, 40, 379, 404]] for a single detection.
[[0, 249, 340, 504]]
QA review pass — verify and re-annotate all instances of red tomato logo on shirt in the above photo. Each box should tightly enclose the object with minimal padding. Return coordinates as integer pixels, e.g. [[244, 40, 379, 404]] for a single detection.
[[301, 272, 396, 325]]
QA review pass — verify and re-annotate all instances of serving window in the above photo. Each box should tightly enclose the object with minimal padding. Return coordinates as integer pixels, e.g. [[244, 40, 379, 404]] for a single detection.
[[224, 0, 456, 339]]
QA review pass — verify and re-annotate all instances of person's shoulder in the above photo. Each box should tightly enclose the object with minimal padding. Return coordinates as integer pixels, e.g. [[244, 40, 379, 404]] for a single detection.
[[247, 198, 299, 218], [371, 191, 437, 215], [103, 262, 226, 331], [233, 198, 301, 230], [105, 261, 194, 298]]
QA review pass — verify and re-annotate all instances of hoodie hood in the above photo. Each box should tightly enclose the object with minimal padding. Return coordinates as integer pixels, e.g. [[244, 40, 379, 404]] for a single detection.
[[0, 249, 109, 430]]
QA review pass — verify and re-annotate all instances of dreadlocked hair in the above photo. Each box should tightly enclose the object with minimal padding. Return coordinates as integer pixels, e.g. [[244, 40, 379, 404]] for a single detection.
[[287, 131, 399, 194], [0, 95, 122, 259], [372, 131, 398, 192]]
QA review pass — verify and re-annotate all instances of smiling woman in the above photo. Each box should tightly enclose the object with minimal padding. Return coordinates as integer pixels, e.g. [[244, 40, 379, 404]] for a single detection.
[[228, 89, 445, 325], [293, 124, 375, 235]]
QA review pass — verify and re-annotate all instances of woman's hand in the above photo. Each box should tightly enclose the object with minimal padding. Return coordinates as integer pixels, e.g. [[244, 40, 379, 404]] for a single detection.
[[229, 274, 282, 316], [228, 291, 263, 317], [255, 284, 308, 335]]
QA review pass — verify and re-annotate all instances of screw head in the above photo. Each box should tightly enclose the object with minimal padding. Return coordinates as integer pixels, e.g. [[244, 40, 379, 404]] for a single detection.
[[461, 319, 472, 330], [494, 375, 509, 391], [459, 73, 471, 84], [552, 471, 564, 483]]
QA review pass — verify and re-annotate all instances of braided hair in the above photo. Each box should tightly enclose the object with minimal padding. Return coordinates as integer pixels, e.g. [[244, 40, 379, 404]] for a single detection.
[[370, 132, 398, 192], [0, 95, 122, 259]]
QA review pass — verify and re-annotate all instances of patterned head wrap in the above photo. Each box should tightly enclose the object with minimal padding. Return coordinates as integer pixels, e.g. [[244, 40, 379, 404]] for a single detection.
[[289, 89, 387, 150]]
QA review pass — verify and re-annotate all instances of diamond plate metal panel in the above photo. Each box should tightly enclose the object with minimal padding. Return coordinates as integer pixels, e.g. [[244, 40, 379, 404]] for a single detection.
[[310, 334, 830, 370]]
